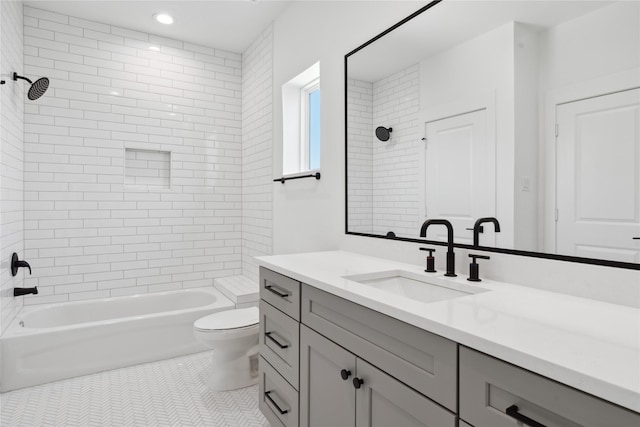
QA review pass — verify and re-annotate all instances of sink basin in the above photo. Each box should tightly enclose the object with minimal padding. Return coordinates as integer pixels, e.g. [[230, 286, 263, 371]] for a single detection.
[[343, 270, 489, 304]]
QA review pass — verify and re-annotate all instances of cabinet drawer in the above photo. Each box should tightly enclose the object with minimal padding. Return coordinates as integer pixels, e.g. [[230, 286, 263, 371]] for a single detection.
[[260, 300, 300, 388], [459, 347, 640, 427], [301, 284, 457, 411], [260, 267, 301, 321], [259, 356, 299, 427]]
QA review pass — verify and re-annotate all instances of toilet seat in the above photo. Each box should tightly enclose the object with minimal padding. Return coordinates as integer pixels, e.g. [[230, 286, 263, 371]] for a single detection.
[[194, 306, 259, 331]]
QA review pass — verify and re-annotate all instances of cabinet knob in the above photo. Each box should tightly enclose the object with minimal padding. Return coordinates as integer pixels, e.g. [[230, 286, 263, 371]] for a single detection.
[[340, 369, 351, 380], [353, 377, 364, 389]]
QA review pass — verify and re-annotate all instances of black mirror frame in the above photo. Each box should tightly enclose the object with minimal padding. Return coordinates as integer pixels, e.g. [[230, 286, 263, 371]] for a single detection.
[[343, 0, 639, 271]]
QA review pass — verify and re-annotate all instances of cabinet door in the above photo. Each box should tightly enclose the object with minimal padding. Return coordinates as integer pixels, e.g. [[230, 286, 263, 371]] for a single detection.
[[300, 325, 356, 427], [355, 358, 456, 427]]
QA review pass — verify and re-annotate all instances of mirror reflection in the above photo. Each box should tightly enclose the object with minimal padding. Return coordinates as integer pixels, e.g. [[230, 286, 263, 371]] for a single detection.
[[346, 0, 640, 264]]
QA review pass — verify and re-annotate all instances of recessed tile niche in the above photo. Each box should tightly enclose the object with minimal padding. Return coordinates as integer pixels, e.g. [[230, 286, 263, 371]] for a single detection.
[[125, 148, 171, 189]]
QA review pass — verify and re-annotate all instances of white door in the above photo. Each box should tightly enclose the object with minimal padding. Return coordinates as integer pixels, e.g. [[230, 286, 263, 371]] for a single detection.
[[556, 88, 640, 263], [423, 109, 496, 245]]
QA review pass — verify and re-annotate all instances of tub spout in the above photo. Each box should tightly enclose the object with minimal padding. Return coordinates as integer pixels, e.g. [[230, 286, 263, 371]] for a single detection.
[[14, 287, 38, 297]]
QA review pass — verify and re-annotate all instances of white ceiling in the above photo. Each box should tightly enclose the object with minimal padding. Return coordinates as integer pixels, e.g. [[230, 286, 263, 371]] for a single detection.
[[25, 0, 291, 53], [348, 1, 615, 82]]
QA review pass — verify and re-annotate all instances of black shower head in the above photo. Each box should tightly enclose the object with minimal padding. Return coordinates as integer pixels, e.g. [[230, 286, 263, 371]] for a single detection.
[[375, 126, 392, 142], [13, 72, 49, 100]]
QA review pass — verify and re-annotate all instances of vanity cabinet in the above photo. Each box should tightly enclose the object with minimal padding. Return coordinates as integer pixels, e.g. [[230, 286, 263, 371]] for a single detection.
[[459, 347, 640, 427], [300, 325, 455, 427], [258, 267, 301, 427], [258, 267, 640, 427]]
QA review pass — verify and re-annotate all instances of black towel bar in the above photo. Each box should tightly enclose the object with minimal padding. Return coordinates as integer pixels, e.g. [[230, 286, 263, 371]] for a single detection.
[[273, 172, 321, 183]]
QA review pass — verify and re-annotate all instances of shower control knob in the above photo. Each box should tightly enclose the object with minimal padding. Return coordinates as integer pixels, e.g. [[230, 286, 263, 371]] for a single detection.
[[340, 369, 351, 380]]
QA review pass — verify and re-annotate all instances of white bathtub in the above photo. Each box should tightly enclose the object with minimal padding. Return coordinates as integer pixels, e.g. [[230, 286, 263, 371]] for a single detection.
[[0, 286, 235, 392]]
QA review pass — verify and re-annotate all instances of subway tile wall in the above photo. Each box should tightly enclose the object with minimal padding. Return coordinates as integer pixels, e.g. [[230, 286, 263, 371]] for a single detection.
[[346, 64, 420, 238], [241, 25, 273, 283], [0, 1, 25, 331], [346, 78, 373, 233], [22, 7, 244, 304], [371, 64, 420, 237]]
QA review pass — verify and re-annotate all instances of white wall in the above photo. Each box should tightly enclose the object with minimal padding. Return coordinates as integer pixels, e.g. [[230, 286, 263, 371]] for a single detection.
[[272, 0, 420, 255], [22, 7, 243, 304], [0, 0, 25, 332], [241, 24, 273, 283], [537, 1, 639, 93]]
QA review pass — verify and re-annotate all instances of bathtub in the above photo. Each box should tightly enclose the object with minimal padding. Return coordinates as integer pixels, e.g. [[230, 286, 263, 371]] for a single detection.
[[0, 286, 235, 392]]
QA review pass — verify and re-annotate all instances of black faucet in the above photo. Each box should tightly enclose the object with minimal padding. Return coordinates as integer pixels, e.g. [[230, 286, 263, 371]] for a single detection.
[[11, 252, 31, 276], [14, 287, 38, 297], [472, 217, 501, 246], [419, 219, 456, 277]]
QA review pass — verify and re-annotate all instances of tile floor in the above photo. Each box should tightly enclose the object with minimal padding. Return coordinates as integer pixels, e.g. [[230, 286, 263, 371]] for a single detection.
[[0, 351, 269, 427]]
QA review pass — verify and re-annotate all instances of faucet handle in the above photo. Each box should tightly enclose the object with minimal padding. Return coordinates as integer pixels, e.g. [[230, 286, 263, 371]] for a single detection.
[[468, 254, 490, 282], [466, 226, 483, 233], [419, 247, 437, 273], [419, 247, 435, 256]]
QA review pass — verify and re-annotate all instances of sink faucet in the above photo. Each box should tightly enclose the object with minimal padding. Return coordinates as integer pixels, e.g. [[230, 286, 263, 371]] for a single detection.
[[419, 219, 456, 277], [472, 217, 501, 246]]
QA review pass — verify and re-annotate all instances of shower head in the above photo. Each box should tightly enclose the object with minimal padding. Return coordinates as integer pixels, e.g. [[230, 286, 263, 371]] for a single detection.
[[375, 126, 392, 142], [13, 72, 49, 100]]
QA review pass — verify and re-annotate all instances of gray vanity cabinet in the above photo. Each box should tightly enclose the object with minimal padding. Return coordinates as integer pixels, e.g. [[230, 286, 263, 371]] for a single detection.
[[459, 347, 640, 427], [259, 267, 640, 427], [259, 267, 302, 427], [300, 325, 455, 427], [299, 325, 355, 427]]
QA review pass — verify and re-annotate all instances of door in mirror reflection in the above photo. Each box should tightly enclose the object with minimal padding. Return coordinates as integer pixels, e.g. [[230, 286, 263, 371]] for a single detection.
[[422, 109, 496, 246], [555, 88, 640, 263]]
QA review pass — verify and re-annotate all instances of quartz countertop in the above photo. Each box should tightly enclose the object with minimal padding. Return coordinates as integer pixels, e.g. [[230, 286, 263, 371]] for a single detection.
[[256, 250, 640, 413]]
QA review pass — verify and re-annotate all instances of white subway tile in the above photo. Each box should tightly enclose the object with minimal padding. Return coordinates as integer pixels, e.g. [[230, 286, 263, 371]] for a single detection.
[[22, 8, 256, 305]]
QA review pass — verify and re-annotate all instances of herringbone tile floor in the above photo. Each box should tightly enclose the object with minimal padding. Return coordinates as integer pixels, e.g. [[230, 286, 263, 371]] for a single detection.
[[0, 351, 269, 427]]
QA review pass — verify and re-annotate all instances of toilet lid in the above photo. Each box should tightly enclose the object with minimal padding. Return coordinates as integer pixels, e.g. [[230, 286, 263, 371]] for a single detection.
[[194, 306, 259, 331]]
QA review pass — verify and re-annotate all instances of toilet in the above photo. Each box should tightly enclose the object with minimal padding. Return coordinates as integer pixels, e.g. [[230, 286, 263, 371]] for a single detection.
[[193, 306, 260, 391]]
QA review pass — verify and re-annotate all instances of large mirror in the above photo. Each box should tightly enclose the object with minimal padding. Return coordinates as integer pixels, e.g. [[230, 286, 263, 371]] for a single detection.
[[346, 0, 640, 267]]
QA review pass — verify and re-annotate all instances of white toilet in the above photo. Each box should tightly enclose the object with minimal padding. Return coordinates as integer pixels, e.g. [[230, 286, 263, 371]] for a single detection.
[[193, 306, 260, 391]]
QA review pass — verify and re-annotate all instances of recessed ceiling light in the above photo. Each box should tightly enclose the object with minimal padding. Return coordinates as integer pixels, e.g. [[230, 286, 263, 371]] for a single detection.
[[149, 46, 161, 52], [153, 13, 174, 25]]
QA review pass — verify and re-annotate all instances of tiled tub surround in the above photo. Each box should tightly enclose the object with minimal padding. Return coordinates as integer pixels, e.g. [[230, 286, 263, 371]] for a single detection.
[[1, 0, 25, 334], [256, 251, 640, 413], [0, 286, 234, 391], [240, 24, 273, 285], [22, 7, 243, 304]]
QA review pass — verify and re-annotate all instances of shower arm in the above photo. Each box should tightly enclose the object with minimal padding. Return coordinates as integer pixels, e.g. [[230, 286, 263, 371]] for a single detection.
[[13, 73, 33, 84]]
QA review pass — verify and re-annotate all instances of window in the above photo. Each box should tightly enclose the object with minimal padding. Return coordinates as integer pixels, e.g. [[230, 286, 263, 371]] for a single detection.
[[282, 62, 321, 176]]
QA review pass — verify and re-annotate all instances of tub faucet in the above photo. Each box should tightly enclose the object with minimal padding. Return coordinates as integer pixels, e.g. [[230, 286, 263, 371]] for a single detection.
[[11, 252, 31, 276], [14, 287, 38, 297], [472, 217, 501, 246], [419, 219, 456, 277]]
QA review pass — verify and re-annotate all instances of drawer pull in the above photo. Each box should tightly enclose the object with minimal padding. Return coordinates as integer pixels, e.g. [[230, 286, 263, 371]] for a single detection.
[[265, 390, 289, 415], [340, 369, 351, 380], [265, 284, 289, 298], [506, 405, 546, 427], [265, 331, 289, 349], [353, 377, 364, 389]]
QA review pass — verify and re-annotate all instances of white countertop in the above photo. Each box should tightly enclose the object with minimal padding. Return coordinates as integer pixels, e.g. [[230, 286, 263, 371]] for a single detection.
[[256, 250, 640, 413]]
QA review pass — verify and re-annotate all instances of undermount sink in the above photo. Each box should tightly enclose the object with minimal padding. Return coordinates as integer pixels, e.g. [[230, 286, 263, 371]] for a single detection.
[[343, 270, 489, 304]]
